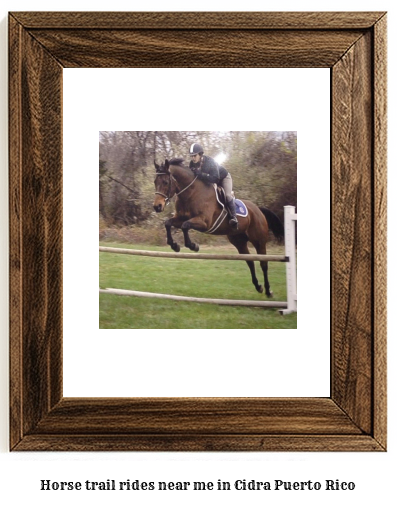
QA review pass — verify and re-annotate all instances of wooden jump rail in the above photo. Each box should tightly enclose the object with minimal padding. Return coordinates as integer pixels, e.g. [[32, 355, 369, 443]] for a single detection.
[[99, 288, 288, 308], [99, 206, 297, 314], [99, 246, 288, 263]]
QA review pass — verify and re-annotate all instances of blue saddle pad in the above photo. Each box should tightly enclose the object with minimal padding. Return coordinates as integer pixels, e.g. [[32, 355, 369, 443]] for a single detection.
[[235, 199, 248, 217]]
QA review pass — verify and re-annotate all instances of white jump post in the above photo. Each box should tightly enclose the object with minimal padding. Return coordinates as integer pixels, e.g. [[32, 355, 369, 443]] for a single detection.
[[281, 205, 297, 315]]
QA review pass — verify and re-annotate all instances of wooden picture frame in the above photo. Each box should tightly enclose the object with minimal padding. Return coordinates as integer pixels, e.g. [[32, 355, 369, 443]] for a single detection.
[[9, 11, 387, 451]]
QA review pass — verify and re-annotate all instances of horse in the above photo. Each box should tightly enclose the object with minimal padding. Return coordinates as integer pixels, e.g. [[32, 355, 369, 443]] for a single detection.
[[153, 158, 284, 297]]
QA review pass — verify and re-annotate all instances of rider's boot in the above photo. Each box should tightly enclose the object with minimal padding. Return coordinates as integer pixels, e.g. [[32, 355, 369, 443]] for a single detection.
[[227, 198, 239, 229]]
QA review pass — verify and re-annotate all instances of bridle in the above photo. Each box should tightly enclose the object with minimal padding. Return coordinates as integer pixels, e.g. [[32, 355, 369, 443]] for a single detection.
[[154, 172, 173, 205], [155, 171, 198, 204]]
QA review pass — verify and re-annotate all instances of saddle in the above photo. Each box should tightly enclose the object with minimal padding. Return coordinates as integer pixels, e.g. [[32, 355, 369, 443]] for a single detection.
[[215, 185, 234, 205], [213, 185, 248, 218], [205, 185, 248, 234]]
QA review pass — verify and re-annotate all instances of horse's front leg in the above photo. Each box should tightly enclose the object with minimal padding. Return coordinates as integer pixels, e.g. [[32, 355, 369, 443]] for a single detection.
[[181, 216, 208, 252], [165, 216, 185, 252]]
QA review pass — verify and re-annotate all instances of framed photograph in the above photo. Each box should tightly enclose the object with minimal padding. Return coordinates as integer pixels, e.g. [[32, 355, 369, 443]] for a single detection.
[[9, 11, 387, 451]]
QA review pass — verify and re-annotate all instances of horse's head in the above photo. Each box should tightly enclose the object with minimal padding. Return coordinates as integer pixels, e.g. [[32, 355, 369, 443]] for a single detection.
[[153, 159, 174, 212]]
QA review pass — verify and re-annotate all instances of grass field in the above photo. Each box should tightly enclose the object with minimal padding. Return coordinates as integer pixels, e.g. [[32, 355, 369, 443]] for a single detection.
[[99, 242, 297, 329]]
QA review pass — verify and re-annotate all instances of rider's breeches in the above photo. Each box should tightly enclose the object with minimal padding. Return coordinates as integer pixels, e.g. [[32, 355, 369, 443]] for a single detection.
[[220, 172, 233, 201]]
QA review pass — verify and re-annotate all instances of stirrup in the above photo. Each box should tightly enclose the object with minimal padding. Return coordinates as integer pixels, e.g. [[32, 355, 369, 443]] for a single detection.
[[229, 217, 239, 228]]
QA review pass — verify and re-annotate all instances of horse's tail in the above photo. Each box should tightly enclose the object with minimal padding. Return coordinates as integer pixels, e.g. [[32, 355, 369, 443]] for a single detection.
[[260, 207, 284, 242]]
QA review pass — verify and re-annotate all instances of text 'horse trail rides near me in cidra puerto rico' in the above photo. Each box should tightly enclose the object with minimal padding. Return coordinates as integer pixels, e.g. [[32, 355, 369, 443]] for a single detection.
[[153, 158, 285, 298]]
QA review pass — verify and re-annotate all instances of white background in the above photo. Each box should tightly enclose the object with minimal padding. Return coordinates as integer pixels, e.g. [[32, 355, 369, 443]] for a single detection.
[[1, 1, 395, 507], [63, 68, 330, 398]]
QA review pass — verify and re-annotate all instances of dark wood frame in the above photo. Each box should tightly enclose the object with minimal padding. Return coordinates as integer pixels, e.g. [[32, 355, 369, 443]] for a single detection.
[[9, 12, 387, 451]]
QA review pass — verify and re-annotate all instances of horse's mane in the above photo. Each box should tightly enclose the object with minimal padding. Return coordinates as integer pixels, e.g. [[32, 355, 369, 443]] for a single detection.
[[169, 157, 185, 167]]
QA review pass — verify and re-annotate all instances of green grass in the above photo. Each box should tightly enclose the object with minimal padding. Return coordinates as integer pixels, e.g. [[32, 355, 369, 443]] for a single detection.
[[99, 242, 297, 329]]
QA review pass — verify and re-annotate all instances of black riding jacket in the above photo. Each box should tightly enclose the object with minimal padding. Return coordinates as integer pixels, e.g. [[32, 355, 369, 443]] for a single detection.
[[189, 155, 228, 185]]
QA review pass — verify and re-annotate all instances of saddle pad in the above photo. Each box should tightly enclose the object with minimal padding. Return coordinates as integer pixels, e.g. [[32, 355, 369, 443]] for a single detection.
[[235, 199, 248, 217]]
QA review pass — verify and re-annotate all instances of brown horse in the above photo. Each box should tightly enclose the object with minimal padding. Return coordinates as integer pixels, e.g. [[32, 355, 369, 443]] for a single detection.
[[153, 158, 284, 296]]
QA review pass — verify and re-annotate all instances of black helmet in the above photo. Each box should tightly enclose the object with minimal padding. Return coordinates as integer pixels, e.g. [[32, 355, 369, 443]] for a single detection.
[[189, 143, 204, 155]]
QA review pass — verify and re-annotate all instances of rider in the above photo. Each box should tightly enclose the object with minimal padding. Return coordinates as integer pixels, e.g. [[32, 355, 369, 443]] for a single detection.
[[188, 143, 238, 229]]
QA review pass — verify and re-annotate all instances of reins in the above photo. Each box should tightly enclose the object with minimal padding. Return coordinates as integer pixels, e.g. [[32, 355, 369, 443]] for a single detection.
[[175, 175, 198, 196]]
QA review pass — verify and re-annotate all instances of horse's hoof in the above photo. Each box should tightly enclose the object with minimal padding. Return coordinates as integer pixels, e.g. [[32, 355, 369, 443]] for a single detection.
[[266, 290, 274, 298], [192, 243, 200, 252], [172, 243, 180, 252], [257, 285, 264, 294]]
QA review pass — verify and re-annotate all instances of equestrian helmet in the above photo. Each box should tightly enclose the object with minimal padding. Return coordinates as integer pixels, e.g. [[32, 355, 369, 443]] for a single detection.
[[189, 143, 204, 155]]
